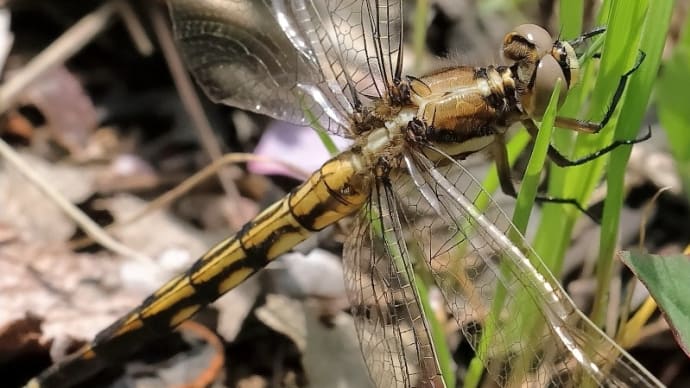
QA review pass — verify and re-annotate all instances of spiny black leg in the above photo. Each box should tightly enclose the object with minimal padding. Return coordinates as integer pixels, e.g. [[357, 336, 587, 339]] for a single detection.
[[534, 194, 600, 223], [552, 51, 646, 133], [568, 26, 607, 48], [548, 125, 651, 167], [491, 137, 599, 222], [502, 180, 600, 223], [597, 50, 646, 129]]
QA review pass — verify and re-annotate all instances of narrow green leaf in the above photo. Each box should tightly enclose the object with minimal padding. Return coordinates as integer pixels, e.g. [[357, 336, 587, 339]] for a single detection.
[[415, 274, 456, 388], [512, 80, 561, 233], [593, 0, 673, 326], [300, 97, 339, 156], [559, 0, 584, 39]]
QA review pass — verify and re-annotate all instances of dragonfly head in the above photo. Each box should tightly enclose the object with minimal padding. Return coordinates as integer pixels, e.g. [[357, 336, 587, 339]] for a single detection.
[[502, 24, 579, 118]]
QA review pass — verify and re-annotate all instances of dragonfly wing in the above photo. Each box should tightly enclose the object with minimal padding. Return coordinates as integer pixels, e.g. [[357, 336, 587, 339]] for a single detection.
[[169, 0, 354, 137], [395, 147, 664, 387], [343, 181, 444, 388], [321, 0, 404, 108]]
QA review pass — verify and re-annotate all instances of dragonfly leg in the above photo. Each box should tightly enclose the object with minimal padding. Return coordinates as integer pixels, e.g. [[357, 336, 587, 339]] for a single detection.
[[522, 120, 652, 168], [567, 26, 607, 49], [554, 50, 645, 133], [405, 117, 429, 143], [492, 133, 518, 198], [548, 125, 651, 167], [492, 134, 598, 221]]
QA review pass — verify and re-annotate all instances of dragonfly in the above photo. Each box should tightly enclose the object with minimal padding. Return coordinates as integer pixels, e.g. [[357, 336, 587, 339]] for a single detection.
[[29, 1, 663, 387]]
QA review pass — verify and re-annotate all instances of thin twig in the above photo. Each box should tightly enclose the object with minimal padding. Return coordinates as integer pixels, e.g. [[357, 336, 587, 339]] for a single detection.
[[147, 3, 246, 230], [116, 0, 154, 56], [70, 153, 310, 249], [0, 137, 150, 262], [615, 186, 670, 346], [123, 153, 310, 225], [639, 186, 672, 250]]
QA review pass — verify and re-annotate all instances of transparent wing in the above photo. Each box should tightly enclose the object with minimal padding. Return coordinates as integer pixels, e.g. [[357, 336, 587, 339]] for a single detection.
[[169, 0, 352, 137], [323, 0, 403, 107], [343, 182, 444, 388], [169, 0, 403, 138], [394, 147, 664, 387]]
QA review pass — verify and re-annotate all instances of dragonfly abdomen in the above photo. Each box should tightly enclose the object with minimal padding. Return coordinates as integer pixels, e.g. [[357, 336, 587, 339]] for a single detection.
[[99, 151, 370, 349], [29, 150, 372, 388]]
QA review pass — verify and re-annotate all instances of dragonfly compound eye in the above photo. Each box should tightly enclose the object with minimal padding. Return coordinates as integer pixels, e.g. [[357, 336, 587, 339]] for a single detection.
[[529, 54, 569, 118], [503, 24, 553, 61]]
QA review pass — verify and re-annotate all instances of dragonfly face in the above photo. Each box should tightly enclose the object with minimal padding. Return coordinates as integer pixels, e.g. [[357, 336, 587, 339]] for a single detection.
[[502, 24, 577, 118], [29, 2, 662, 388]]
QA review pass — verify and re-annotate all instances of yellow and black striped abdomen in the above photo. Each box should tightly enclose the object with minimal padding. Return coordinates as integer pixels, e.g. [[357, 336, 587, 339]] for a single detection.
[[30, 151, 371, 388]]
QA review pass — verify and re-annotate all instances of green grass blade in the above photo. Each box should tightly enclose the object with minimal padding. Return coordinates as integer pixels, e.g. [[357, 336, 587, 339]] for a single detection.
[[592, 0, 674, 326], [512, 81, 562, 233], [559, 0, 584, 39], [531, 0, 645, 282]]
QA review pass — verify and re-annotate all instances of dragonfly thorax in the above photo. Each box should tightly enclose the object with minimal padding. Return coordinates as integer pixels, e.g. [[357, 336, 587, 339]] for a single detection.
[[396, 24, 583, 164], [403, 65, 520, 162]]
